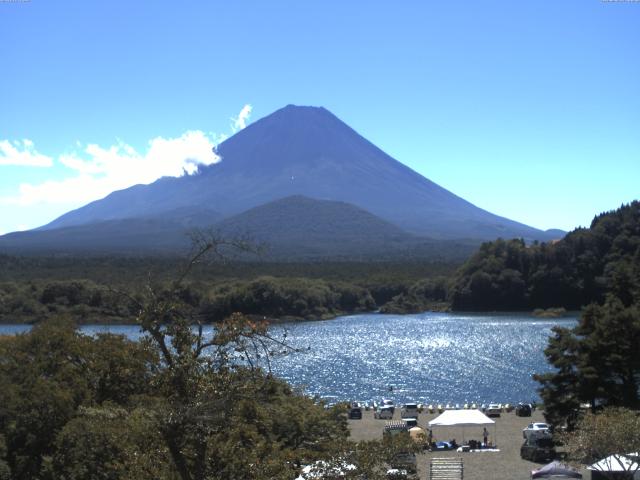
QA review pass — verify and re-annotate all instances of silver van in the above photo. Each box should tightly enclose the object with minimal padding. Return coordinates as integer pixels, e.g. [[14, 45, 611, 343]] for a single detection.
[[401, 402, 419, 418], [374, 405, 394, 419]]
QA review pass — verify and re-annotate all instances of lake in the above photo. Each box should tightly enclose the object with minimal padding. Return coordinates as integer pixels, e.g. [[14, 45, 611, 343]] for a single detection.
[[0, 312, 577, 405]]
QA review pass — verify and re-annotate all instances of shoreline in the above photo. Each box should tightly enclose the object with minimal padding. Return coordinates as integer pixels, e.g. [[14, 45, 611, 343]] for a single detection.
[[0, 306, 582, 326]]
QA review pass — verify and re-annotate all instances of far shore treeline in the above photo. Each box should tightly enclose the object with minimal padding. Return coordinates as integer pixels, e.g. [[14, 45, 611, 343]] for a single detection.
[[448, 201, 640, 311], [1, 202, 638, 324], [0, 259, 455, 324]]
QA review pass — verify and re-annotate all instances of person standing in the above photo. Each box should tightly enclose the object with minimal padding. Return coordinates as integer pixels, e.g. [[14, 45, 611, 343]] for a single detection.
[[482, 427, 489, 446]]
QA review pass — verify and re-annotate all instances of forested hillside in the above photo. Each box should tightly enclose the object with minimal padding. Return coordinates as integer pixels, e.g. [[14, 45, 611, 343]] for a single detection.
[[448, 201, 640, 311], [0, 256, 457, 324], [531, 204, 640, 427]]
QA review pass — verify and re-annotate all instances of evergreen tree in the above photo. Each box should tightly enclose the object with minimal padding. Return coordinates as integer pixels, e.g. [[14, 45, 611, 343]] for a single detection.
[[449, 201, 640, 311], [535, 263, 640, 427]]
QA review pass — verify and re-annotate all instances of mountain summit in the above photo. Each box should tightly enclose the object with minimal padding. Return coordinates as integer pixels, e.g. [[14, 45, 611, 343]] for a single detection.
[[13, 105, 558, 252]]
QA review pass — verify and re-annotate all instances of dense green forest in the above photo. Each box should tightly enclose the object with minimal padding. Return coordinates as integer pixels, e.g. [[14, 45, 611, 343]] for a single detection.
[[0, 255, 456, 284], [532, 205, 640, 430], [448, 201, 640, 311], [0, 256, 457, 324]]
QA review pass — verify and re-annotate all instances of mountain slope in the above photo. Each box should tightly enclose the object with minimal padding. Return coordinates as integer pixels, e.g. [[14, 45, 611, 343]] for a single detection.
[[0, 196, 477, 260], [0, 218, 192, 254], [1, 207, 221, 254], [40, 105, 559, 241], [215, 195, 461, 259]]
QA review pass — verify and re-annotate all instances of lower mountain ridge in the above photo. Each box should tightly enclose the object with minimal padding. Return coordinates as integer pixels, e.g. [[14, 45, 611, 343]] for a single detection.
[[0, 196, 477, 261]]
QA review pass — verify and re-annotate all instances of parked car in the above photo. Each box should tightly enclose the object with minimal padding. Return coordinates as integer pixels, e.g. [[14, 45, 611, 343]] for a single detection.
[[520, 437, 555, 463], [401, 402, 419, 418], [515, 403, 532, 417], [381, 399, 395, 414], [375, 406, 394, 419], [486, 403, 502, 417], [522, 422, 551, 441], [348, 405, 363, 419]]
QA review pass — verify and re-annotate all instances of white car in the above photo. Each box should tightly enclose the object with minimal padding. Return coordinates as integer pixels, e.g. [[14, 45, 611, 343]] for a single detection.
[[486, 403, 502, 417], [524, 422, 549, 431], [523, 422, 551, 441]]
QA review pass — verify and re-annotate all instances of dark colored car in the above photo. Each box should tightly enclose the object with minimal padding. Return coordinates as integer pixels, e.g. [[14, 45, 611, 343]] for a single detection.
[[516, 403, 532, 417], [520, 437, 555, 463], [348, 406, 363, 419]]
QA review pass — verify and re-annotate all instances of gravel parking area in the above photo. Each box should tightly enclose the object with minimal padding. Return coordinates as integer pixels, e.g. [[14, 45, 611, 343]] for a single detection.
[[347, 408, 590, 480]]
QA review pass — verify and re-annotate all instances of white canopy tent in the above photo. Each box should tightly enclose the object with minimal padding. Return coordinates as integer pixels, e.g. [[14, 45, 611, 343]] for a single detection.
[[428, 409, 496, 446], [428, 409, 495, 427], [588, 453, 640, 479]]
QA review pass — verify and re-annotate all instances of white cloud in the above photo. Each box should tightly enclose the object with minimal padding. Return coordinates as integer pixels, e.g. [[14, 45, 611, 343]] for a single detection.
[[231, 104, 253, 132], [0, 104, 253, 219], [2, 130, 220, 207], [0, 139, 53, 167]]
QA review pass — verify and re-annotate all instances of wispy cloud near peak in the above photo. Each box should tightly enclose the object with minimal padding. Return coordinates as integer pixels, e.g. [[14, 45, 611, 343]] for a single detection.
[[231, 104, 253, 132]]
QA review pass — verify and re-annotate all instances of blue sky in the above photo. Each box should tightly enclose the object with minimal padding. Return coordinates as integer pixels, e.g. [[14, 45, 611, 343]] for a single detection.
[[1, 0, 638, 235]]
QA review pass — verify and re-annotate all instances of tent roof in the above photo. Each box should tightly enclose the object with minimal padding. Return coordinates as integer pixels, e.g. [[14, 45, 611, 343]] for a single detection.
[[532, 461, 582, 479], [428, 409, 495, 427], [588, 453, 640, 472]]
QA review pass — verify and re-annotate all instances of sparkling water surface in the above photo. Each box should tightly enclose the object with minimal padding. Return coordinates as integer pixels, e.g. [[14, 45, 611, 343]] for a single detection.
[[0, 312, 576, 404], [268, 312, 577, 405]]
